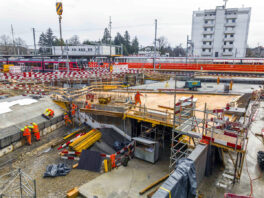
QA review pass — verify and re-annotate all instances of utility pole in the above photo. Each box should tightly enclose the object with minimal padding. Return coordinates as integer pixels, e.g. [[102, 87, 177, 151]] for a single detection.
[[154, 19, 157, 71], [223, 0, 228, 8], [32, 28, 37, 55], [56, 2, 64, 57], [11, 24, 16, 55], [109, 16, 112, 61]]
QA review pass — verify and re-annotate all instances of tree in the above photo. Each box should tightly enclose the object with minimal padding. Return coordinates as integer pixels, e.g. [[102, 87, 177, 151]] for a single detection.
[[123, 31, 131, 55], [0, 35, 12, 45], [114, 32, 124, 45], [68, 35, 80, 45], [83, 40, 93, 45], [38, 32, 47, 47], [102, 28, 110, 44], [131, 37, 139, 54], [38, 28, 59, 46], [46, 28, 56, 46], [157, 36, 168, 55], [15, 37, 26, 46]]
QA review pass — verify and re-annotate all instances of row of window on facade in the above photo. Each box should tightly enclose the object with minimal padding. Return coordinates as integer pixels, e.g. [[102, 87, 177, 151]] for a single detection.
[[202, 48, 232, 52], [63, 48, 93, 52], [204, 18, 236, 24]]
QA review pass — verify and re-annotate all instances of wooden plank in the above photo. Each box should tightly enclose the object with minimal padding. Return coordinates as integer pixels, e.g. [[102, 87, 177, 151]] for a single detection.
[[139, 174, 169, 195]]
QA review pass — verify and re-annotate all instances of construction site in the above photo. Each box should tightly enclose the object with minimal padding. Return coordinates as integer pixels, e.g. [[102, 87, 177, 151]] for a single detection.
[[0, 66, 263, 198]]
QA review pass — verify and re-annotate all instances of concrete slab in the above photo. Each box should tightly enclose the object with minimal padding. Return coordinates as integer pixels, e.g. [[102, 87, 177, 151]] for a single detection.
[[0, 96, 64, 149], [79, 158, 169, 198], [129, 80, 261, 94], [0, 96, 63, 129]]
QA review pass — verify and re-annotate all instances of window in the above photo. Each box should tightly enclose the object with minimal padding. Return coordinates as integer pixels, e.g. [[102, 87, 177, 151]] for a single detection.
[[232, 19, 236, 23], [210, 27, 213, 31], [230, 34, 234, 37], [209, 42, 212, 45], [205, 20, 208, 24], [209, 49, 211, 52], [204, 28, 207, 31], [203, 42, 206, 45], [203, 49, 206, 52], [229, 49, 232, 52], [225, 35, 227, 38], [224, 42, 227, 45], [230, 41, 233, 45]]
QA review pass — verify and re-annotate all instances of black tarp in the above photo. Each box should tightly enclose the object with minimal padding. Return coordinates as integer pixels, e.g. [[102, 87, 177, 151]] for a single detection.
[[153, 158, 197, 198], [43, 163, 71, 177], [77, 150, 102, 172]]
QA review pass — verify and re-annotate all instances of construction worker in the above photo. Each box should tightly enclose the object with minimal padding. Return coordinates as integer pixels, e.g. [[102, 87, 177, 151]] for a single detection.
[[64, 113, 72, 126], [135, 91, 143, 105], [22, 126, 31, 145], [72, 103, 77, 110], [44, 108, 54, 118], [84, 101, 91, 109], [29, 122, 40, 141]]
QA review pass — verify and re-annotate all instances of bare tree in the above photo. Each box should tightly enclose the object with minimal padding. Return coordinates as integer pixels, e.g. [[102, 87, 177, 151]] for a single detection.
[[68, 35, 80, 45], [0, 34, 12, 45], [156, 36, 168, 55], [15, 37, 27, 47]]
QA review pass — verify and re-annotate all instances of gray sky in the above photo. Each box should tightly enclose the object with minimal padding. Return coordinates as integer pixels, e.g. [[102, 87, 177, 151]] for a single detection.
[[0, 0, 263, 48]]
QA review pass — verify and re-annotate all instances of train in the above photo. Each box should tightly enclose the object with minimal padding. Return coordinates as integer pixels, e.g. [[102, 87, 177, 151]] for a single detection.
[[114, 57, 264, 73], [1, 56, 264, 73]]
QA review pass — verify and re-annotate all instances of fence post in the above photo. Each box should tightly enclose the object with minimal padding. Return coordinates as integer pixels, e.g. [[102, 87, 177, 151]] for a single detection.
[[19, 169, 22, 198], [33, 179, 37, 198]]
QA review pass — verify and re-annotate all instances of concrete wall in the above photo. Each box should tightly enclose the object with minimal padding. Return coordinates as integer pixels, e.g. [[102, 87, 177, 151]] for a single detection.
[[0, 115, 64, 158], [188, 144, 208, 186]]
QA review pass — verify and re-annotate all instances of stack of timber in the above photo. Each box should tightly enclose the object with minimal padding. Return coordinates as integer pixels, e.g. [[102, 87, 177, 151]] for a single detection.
[[69, 129, 102, 152]]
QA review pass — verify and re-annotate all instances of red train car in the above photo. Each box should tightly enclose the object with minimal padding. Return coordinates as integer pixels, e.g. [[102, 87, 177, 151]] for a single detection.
[[114, 57, 264, 73]]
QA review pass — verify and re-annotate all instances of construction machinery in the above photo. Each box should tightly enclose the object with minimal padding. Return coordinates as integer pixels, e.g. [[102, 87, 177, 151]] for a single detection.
[[184, 81, 202, 91]]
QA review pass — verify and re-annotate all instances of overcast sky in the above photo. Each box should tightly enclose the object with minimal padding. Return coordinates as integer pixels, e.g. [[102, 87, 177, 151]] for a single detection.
[[0, 0, 263, 48]]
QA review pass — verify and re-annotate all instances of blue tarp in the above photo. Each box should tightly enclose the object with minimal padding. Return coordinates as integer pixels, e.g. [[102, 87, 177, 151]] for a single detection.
[[153, 158, 197, 198]]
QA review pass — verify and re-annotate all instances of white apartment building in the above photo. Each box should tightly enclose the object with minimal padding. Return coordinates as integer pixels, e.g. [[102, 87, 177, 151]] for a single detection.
[[191, 5, 251, 58]]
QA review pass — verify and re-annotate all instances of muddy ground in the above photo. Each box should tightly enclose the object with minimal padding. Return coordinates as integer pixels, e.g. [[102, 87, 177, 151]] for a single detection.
[[0, 126, 101, 198]]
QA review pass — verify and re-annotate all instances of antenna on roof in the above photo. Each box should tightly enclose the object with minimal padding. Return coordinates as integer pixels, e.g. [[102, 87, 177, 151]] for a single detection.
[[223, 0, 228, 8]]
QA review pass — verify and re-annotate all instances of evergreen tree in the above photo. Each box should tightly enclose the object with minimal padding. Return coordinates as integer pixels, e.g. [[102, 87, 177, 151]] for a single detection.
[[102, 28, 110, 44], [131, 37, 139, 54], [38, 33, 47, 46], [114, 32, 124, 45], [46, 28, 56, 46], [124, 30, 131, 54]]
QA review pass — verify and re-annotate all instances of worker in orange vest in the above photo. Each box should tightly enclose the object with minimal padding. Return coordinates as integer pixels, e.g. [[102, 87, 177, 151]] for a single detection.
[[21, 126, 31, 145], [64, 113, 72, 126], [44, 108, 54, 118], [72, 103, 77, 110], [135, 91, 143, 105], [84, 101, 91, 109], [29, 122, 40, 141]]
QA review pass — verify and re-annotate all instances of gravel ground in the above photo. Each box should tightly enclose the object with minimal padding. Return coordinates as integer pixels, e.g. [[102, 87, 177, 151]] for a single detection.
[[0, 126, 101, 198]]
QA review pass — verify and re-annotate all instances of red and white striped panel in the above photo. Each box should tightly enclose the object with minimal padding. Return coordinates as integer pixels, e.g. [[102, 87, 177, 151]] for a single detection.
[[202, 135, 242, 150]]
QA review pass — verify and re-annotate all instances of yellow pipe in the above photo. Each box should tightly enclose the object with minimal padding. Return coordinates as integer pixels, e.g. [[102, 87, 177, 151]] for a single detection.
[[74, 133, 101, 152], [72, 130, 100, 150], [69, 129, 96, 147]]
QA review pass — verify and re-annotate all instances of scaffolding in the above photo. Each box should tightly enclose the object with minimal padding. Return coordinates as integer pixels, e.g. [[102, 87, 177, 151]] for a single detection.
[[168, 89, 262, 182], [0, 169, 36, 198]]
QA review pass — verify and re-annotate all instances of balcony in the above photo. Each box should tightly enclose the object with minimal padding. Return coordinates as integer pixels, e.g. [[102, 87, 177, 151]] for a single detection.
[[203, 23, 215, 27], [202, 45, 213, 48], [203, 30, 214, 34], [226, 14, 237, 19], [224, 30, 235, 34], [202, 38, 213, 42], [222, 51, 233, 56], [201, 51, 212, 56], [225, 22, 236, 27], [204, 15, 216, 20], [223, 44, 234, 48], [223, 37, 235, 42]]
